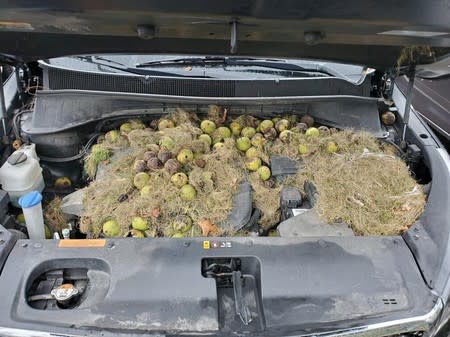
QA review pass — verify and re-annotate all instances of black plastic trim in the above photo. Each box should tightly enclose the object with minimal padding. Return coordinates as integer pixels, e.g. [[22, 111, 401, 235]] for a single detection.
[[40, 62, 370, 98]]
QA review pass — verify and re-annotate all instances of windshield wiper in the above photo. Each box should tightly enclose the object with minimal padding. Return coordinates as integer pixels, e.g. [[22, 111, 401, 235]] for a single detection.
[[135, 56, 229, 67], [136, 56, 331, 76], [72, 56, 211, 78], [135, 56, 280, 67]]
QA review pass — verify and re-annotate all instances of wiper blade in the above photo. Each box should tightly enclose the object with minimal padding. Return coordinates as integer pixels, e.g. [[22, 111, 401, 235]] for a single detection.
[[136, 56, 260, 67], [136, 57, 331, 75], [72, 56, 211, 78], [135, 57, 275, 68]]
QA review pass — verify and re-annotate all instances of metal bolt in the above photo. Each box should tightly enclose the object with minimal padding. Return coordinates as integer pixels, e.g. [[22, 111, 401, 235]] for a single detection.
[[318, 239, 326, 247], [21, 243, 28, 248]]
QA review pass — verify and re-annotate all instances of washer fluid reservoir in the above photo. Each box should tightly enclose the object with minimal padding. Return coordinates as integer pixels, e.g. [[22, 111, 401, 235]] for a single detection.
[[0, 144, 45, 207]]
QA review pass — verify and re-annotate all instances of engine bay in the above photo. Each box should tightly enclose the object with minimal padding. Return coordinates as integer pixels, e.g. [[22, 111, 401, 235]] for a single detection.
[[0, 60, 447, 337], [0, 0, 450, 331], [1, 94, 431, 241]]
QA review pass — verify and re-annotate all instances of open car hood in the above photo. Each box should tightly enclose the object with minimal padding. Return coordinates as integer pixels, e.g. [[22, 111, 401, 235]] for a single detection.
[[0, 0, 450, 72]]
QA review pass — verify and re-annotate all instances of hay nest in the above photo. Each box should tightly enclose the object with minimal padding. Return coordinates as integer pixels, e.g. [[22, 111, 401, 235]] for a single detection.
[[81, 112, 246, 237], [80, 111, 425, 237], [281, 131, 425, 235], [44, 197, 66, 233]]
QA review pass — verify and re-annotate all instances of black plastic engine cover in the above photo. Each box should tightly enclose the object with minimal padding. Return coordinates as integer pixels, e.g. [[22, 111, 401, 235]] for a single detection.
[[0, 237, 435, 335], [0, 236, 437, 336]]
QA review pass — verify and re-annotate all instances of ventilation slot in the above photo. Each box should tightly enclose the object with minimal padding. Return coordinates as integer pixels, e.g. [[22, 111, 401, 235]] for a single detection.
[[45, 67, 236, 97]]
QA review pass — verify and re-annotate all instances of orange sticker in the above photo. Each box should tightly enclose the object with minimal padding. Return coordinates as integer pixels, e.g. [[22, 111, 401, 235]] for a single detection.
[[0, 21, 33, 30], [58, 239, 106, 248]]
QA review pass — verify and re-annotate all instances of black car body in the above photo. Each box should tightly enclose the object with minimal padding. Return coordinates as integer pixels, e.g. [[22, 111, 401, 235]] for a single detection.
[[0, 1, 450, 337], [397, 75, 450, 143]]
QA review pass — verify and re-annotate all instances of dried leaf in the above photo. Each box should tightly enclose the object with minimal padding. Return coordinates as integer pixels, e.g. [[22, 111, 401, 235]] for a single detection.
[[151, 207, 161, 218], [198, 219, 218, 236]]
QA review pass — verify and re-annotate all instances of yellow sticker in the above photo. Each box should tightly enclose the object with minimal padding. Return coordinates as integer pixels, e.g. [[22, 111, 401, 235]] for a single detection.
[[203, 240, 210, 249], [58, 239, 106, 248]]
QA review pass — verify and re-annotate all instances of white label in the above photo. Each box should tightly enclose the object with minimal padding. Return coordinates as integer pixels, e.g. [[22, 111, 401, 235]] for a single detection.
[[292, 208, 308, 216]]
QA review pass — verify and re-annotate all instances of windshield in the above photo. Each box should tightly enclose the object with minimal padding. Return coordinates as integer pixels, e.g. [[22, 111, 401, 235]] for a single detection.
[[45, 54, 367, 83]]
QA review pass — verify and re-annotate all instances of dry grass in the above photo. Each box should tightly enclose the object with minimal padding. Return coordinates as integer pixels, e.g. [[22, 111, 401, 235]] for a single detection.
[[248, 172, 282, 229], [81, 118, 246, 237], [285, 143, 424, 235], [80, 113, 425, 237], [44, 197, 66, 232], [261, 130, 424, 235]]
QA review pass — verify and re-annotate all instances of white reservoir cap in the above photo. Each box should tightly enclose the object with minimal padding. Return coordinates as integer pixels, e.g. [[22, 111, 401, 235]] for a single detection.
[[18, 190, 45, 240]]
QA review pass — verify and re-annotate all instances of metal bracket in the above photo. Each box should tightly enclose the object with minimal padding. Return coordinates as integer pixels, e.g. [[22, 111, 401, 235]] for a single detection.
[[0, 66, 8, 138], [230, 19, 238, 54], [232, 270, 252, 325], [202, 258, 253, 326], [15, 67, 24, 105], [401, 63, 416, 146]]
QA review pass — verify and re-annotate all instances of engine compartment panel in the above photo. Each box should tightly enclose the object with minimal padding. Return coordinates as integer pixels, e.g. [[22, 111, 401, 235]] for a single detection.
[[25, 90, 384, 136], [0, 236, 437, 335]]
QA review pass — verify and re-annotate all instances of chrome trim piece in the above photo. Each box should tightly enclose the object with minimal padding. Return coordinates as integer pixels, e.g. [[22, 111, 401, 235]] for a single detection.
[[0, 300, 443, 337], [39, 89, 379, 104], [0, 327, 80, 337], [302, 300, 443, 337]]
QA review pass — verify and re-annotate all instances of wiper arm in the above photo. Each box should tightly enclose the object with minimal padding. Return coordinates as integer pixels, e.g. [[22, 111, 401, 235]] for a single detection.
[[75, 56, 331, 77], [226, 58, 336, 75], [135, 56, 281, 68], [74, 55, 127, 68], [72, 56, 211, 78], [136, 57, 331, 75], [136, 56, 229, 67]]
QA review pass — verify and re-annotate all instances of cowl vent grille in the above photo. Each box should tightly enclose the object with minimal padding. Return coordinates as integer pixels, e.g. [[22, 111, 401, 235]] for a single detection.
[[44, 67, 236, 97]]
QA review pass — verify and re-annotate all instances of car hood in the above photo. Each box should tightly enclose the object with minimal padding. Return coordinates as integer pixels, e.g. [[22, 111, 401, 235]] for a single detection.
[[0, 0, 449, 73]]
